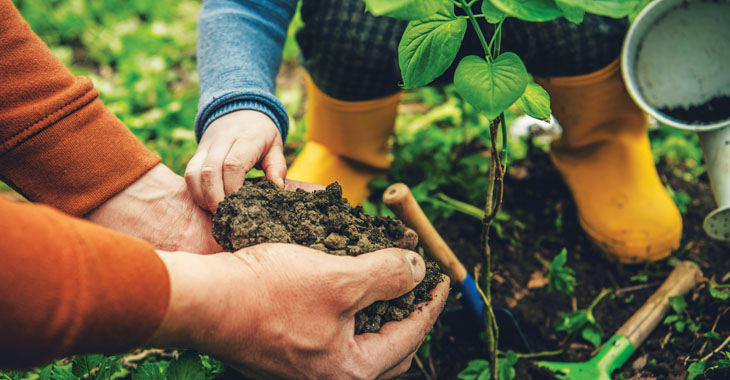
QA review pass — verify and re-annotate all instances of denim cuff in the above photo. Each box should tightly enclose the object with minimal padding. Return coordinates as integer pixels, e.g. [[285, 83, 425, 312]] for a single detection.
[[195, 92, 289, 144]]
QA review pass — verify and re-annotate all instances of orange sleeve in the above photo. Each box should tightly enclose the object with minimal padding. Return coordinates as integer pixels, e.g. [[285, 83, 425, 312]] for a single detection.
[[0, 0, 161, 217], [0, 197, 170, 368]]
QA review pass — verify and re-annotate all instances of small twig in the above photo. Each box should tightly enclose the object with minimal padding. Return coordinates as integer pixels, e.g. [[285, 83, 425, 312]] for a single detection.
[[512, 349, 564, 359], [428, 354, 438, 380], [700, 333, 730, 363], [614, 281, 661, 296], [414, 355, 434, 380], [698, 306, 730, 356]]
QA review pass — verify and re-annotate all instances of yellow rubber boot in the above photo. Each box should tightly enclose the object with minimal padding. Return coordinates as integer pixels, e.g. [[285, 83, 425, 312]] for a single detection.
[[536, 60, 682, 263], [288, 76, 401, 205]]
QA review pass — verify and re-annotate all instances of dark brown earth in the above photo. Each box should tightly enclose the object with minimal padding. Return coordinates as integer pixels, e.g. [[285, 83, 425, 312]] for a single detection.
[[212, 180, 442, 334], [660, 95, 730, 124], [396, 147, 730, 380]]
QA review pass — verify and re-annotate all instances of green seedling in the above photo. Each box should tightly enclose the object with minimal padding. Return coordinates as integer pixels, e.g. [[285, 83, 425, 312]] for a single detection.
[[709, 284, 730, 300], [664, 295, 701, 333], [547, 248, 578, 295], [688, 351, 730, 380], [555, 288, 611, 348], [458, 351, 518, 380]]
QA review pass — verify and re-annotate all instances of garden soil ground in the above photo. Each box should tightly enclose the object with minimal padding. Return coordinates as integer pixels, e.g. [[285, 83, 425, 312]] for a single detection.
[[399, 147, 730, 379]]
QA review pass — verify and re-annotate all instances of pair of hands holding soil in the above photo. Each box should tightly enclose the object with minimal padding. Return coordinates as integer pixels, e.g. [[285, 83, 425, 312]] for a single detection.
[[87, 151, 449, 379]]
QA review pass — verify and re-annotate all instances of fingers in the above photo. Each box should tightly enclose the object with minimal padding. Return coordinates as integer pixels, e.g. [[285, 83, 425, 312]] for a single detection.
[[222, 139, 260, 194], [350, 248, 426, 312], [261, 143, 287, 188], [355, 277, 449, 376]]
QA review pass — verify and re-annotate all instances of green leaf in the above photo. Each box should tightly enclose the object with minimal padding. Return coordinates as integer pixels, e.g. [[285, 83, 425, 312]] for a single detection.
[[38, 365, 53, 380], [133, 363, 166, 380], [668, 295, 687, 314], [704, 331, 722, 341], [516, 83, 551, 121], [555, 0, 585, 23], [457, 360, 490, 380], [710, 285, 730, 300], [581, 323, 603, 348], [95, 356, 123, 380], [166, 351, 205, 380], [364, 0, 442, 20], [50, 365, 77, 380], [71, 355, 103, 378], [556, 310, 589, 334], [398, 3, 467, 88], [687, 360, 708, 380], [490, 0, 563, 21], [499, 351, 518, 380], [454, 53, 528, 120], [557, 0, 640, 18], [481, 0, 507, 23], [547, 248, 577, 295]]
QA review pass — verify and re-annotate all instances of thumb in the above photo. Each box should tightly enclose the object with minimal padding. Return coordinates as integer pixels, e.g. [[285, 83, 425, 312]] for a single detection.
[[350, 248, 426, 312]]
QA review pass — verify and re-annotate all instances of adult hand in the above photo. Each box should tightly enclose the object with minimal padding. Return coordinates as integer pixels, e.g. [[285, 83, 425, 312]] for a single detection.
[[185, 110, 286, 213], [149, 244, 449, 379], [87, 163, 222, 254]]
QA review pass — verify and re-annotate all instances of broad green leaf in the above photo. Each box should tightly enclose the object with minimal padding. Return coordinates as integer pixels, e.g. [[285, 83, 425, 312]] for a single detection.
[[668, 295, 687, 314], [457, 359, 490, 380], [499, 351, 518, 380], [687, 361, 708, 380], [481, 0, 507, 23], [71, 354, 103, 378], [709, 285, 730, 300], [557, 0, 640, 18], [166, 351, 205, 380], [555, 0, 585, 23], [398, 3, 467, 88], [454, 53, 528, 120], [96, 355, 124, 380], [364, 0, 442, 20], [556, 310, 589, 334], [581, 323, 603, 348], [38, 365, 53, 380], [133, 363, 166, 380], [51, 365, 77, 380], [490, 0, 563, 21]]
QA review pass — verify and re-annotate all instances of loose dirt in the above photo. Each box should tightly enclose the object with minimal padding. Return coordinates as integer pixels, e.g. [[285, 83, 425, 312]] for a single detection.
[[212, 180, 442, 334], [395, 146, 729, 380]]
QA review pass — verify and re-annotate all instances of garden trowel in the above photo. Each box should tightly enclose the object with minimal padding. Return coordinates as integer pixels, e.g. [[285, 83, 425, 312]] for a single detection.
[[383, 183, 530, 352], [622, 0, 730, 240], [537, 261, 703, 380]]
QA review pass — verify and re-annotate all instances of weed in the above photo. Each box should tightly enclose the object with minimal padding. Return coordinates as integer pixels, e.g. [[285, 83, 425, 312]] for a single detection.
[[546, 248, 578, 295], [664, 295, 701, 333], [555, 288, 611, 348]]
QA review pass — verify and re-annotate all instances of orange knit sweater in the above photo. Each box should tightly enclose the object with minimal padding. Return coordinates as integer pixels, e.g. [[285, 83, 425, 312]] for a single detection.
[[0, 0, 170, 368]]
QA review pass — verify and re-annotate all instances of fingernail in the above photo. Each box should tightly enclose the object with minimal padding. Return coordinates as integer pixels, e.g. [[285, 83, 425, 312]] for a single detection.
[[405, 251, 426, 283], [274, 177, 285, 188]]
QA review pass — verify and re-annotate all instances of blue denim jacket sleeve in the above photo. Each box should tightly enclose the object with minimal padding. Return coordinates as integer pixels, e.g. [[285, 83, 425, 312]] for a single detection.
[[195, 0, 297, 143]]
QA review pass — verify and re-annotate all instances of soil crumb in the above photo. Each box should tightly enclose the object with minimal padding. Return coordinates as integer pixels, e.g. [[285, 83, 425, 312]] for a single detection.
[[212, 180, 442, 334], [660, 95, 730, 124]]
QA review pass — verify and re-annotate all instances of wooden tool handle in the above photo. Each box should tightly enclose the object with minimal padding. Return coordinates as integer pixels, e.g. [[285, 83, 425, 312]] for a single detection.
[[383, 183, 468, 283], [616, 261, 703, 348]]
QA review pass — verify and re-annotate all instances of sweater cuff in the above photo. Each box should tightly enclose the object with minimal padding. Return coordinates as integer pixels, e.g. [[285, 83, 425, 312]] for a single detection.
[[195, 92, 289, 144]]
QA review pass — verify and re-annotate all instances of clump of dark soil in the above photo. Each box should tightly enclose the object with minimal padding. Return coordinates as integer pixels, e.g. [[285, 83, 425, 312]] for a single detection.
[[212, 180, 442, 334], [660, 95, 730, 124]]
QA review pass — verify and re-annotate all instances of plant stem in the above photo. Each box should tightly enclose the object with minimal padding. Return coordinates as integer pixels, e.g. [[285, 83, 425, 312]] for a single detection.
[[500, 112, 509, 168], [459, 0, 491, 60], [487, 18, 505, 57], [587, 288, 612, 314]]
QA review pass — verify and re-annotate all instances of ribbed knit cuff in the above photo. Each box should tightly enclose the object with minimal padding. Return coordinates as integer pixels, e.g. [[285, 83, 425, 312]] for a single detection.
[[195, 93, 290, 144]]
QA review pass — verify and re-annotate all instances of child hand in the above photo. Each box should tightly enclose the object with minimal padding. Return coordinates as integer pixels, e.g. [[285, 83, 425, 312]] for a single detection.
[[185, 110, 287, 213]]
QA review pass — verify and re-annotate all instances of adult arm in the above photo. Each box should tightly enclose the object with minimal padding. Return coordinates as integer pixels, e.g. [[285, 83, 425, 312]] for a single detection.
[[0, 0, 160, 217], [0, 197, 170, 368]]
